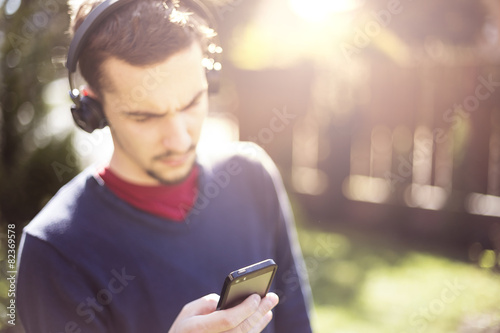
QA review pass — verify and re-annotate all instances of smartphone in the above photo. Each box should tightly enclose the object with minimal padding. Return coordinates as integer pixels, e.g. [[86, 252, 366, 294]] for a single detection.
[[216, 259, 278, 310]]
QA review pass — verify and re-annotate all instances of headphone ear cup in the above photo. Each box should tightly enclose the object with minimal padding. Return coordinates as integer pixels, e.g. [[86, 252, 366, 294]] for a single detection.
[[71, 95, 107, 133]]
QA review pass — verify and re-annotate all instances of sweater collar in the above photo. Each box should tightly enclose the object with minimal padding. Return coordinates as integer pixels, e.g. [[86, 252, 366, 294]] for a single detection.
[[96, 165, 199, 222]]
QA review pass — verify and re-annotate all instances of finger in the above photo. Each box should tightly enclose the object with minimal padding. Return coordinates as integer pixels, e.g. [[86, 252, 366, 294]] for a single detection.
[[236, 293, 279, 332], [188, 294, 261, 332], [264, 292, 279, 308], [248, 310, 273, 333], [181, 294, 220, 318], [169, 294, 221, 333]]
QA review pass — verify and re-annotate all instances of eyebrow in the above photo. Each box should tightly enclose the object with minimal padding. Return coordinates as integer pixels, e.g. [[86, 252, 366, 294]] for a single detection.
[[122, 88, 207, 117]]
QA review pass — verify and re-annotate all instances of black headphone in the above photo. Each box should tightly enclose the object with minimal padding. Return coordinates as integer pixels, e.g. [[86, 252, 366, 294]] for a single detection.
[[66, 0, 222, 133]]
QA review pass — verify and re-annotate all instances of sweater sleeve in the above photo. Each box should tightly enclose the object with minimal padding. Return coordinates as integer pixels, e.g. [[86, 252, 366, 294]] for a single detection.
[[255, 149, 314, 333], [16, 232, 108, 333]]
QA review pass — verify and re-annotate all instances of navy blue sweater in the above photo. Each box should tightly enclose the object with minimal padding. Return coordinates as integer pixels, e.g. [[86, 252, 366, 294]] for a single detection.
[[17, 143, 313, 333]]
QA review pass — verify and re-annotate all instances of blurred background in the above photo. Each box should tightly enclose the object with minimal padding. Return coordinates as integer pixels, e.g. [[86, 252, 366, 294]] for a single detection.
[[1, 0, 500, 332]]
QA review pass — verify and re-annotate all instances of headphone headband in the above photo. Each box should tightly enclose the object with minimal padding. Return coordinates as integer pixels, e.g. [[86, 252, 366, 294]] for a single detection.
[[66, 0, 134, 73], [66, 0, 222, 133], [66, 0, 219, 74]]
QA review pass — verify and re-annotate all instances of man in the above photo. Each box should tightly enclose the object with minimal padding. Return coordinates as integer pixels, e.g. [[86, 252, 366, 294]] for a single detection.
[[16, 0, 313, 332]]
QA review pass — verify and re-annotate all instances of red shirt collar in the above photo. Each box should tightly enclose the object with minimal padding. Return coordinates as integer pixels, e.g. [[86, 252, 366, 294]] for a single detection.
[[97, 165, 199, 222]]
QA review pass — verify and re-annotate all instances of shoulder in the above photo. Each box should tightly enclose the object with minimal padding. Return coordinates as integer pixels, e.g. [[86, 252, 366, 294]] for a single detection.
[[23, 166, 101, 242], [197, 141, 281, 183], [196, 142, 288, 214]]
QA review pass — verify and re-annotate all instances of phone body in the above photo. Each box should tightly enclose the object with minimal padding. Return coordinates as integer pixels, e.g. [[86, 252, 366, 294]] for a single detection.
[[216, 259, 278, 310]]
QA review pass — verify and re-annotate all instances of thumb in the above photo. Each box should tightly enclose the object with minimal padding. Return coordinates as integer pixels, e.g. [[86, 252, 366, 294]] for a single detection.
[[181, 294, 220, 317], [168, 294, 221, 333]]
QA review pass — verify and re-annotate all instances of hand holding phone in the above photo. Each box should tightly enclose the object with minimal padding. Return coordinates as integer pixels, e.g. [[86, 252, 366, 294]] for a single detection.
[[168, 292, 279, 333], [167, 260, 279, 333], [216, 259, 278, 310]]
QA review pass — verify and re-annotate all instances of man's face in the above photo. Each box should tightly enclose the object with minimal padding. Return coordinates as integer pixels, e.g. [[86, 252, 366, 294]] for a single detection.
[[100, 42, 208, 185]]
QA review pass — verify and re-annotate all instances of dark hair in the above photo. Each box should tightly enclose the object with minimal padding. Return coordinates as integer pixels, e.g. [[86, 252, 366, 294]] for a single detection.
[[70, 0, 215, 99]]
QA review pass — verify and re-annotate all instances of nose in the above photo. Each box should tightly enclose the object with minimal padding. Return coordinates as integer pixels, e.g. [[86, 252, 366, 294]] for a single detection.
[[161, 114, 192, 153]]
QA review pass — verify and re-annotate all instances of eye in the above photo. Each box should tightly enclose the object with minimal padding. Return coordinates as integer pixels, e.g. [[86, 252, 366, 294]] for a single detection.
[[189, 99, 201, 108], [181, 95, 204, 112], [127, 113, 161, 122], [133, 116, 151, 123], [133, 116, 152, 123]]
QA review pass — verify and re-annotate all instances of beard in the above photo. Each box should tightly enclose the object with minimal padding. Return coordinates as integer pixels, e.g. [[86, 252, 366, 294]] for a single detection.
[[110, 125, 198, 185], [145, 161, 196, 185], [146, 144, 197, 185]]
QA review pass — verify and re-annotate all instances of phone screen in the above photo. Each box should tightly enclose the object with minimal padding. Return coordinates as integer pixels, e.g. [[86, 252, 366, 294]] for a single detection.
[[217, 259, 277, 310], [224, 270, 274, 308]]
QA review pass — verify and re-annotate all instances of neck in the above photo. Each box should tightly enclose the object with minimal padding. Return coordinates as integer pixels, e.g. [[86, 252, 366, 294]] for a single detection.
[[108, 151, 159, 186]]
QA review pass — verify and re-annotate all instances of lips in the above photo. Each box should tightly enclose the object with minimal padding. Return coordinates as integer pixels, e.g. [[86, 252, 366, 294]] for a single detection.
[[158, 151, 193, 167]]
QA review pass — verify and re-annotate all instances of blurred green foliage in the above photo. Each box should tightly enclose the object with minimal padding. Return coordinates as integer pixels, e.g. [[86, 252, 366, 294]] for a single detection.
[[297, 225, 500, 333], [0, 0, 80, 329], [0, 0, 78, 227]]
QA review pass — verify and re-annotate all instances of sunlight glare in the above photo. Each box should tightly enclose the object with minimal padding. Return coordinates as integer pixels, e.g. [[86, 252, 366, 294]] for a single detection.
[[466, 193, 500, 218], [198, 115, 239, 153], [289, 0, 363, 22], [405, 184, 448, 210], [342, 175, 391, 204]]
